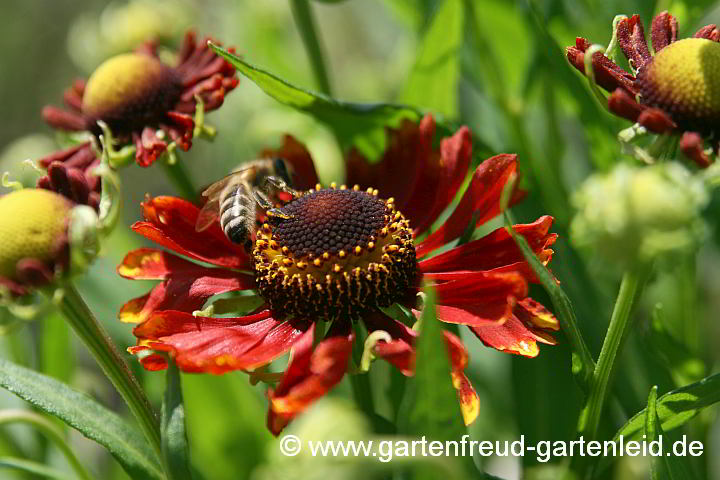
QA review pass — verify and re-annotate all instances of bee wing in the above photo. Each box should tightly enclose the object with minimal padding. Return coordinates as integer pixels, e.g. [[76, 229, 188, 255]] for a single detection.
[[200, 171, 240, 199], [195, 198, 221, 232]]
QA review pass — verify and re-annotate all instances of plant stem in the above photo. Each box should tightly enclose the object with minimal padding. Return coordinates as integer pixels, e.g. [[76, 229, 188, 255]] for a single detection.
[[161, 160, 197, 201], [0, 409, 93, 480], [350, 328, 375, 418], [290, 0, 332, 95], [575, 263, 651, 474], [57, 284, 163, 461]]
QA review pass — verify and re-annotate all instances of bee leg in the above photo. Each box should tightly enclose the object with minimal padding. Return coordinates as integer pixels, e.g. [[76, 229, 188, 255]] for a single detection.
[[253, 190, 294, 220], [265, 176, 299, 198]]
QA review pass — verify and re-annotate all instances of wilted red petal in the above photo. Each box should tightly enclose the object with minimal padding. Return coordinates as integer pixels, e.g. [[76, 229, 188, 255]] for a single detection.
[[134, 196, 249, 269], [470, 315, 557, 358], [133, 309, 309, 374], [680, 131, 712, 168], [694, 24, 720, 41], [118, 268, 254, 324], [566, 38, 637, 94], [267, 323, 353, 435], [260, 135, 319, 191], [418, 216, 556, 274], [637, 107, 676, 133], [617, 15, 652, 70], [415, 154, 518, 258], [651, 11, 678, 52]]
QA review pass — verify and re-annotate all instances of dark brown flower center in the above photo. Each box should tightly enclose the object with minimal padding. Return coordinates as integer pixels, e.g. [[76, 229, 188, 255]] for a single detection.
[[82, 53, 182, 133], [637, 38, 720, 132], [252, 186, 416, 320]]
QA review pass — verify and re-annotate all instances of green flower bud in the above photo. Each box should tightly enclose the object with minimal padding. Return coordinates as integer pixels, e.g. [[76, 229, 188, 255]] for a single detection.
[[571, 163, 709, 266]]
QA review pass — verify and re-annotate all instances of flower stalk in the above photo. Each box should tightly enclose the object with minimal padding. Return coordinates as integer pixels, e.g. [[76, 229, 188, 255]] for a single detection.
[[55, 283, 162, 461], [161, 159, 197, 201], [575, 263, 652, 474], [290, 0, 332, 95]]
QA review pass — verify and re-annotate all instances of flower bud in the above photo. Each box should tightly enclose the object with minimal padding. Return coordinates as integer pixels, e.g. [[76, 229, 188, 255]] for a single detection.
[[0, 189, 72, 293], [571, 163, 708, 265]]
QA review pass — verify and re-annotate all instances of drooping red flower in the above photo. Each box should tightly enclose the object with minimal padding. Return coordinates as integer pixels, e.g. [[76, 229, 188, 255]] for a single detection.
[[37, 31, 238, 207], [118, 115, 559, 434], [567, 11, 720, 167]]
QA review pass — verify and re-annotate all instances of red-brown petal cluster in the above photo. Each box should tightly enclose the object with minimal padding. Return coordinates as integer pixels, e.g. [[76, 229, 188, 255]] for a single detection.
[[566, 11, 720, 167], [36, 31, 239, 202]]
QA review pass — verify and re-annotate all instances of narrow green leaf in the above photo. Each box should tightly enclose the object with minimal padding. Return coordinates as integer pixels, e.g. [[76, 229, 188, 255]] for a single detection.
[[0, 457, 74, 480], [645, 385, 699, 479], [162, 362, 193, 480], [399, 0, 463, 118], [0, 359, 164, 480], [500, 190, 595, 393], [613, 373, 720, 442], [209, 42, 422, 161], [408, 287, 470, 480]]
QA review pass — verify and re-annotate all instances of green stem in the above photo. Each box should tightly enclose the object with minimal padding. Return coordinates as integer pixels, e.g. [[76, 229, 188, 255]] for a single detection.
[[575, 263, 652, 474], [161, 160, 197, 201], [0, 409, 93, 480], [290, 0, 333, 95], [350, 328, 375, 417], [56, 284, 163, 462]]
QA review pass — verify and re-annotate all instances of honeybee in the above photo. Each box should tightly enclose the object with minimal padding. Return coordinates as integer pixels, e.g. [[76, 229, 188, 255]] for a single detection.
[[195, 158, 297, 250]]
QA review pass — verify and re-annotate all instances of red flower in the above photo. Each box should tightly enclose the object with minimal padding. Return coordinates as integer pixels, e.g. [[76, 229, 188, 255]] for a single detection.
[[118, 115, 559, 434], [37, 31, 238, 207], [567, 11, 720, 167]]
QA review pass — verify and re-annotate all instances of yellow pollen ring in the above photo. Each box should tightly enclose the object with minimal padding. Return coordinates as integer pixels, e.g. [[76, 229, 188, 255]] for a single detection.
[[252, 191, 416, 320]]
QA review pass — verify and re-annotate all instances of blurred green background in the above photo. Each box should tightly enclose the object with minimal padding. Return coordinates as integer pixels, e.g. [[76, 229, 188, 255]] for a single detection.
[[1, 0, 719, 479]]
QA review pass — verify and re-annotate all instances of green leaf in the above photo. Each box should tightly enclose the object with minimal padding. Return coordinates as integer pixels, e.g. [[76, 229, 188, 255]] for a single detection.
[[645, 386, 699, 480], [613, 373, 720, 442], [0, 457, 74, 480], [0, 359, 164, 480], [209, 42, 423, 161], [399, 0, 463, 118], [408, 287, 471, 479], [162, 362, 193, 480]]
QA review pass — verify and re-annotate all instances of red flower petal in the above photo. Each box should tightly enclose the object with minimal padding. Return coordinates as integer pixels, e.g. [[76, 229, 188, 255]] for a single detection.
[[402, 117, 473, 236], [345, 117, 431, 221], [118, 248, 218, 280], [430, 271, 527, 307], [133, 309, 309, 374], [452, 371, 480, 426], [133, 196, 249, 269], [267, 323, 353, 435], [260, 135, 319, 191], [515, 298, 559, 331], [430, 304, 512, 327], [364, 313, 479, 425], [118, 268, 254, 324], [470, 315, 557, 358], [415, 154, 518, 258], [418, 216, 556, 274]]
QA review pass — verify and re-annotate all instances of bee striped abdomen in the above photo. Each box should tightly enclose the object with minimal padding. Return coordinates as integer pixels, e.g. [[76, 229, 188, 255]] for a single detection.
[[219, 185, 254, 246]]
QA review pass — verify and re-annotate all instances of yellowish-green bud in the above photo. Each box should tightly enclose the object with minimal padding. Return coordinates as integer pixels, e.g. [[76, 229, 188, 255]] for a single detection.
[[638, 38, 720, 130], [571, 163, 708, 265], [0, 189, 72, 281]]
